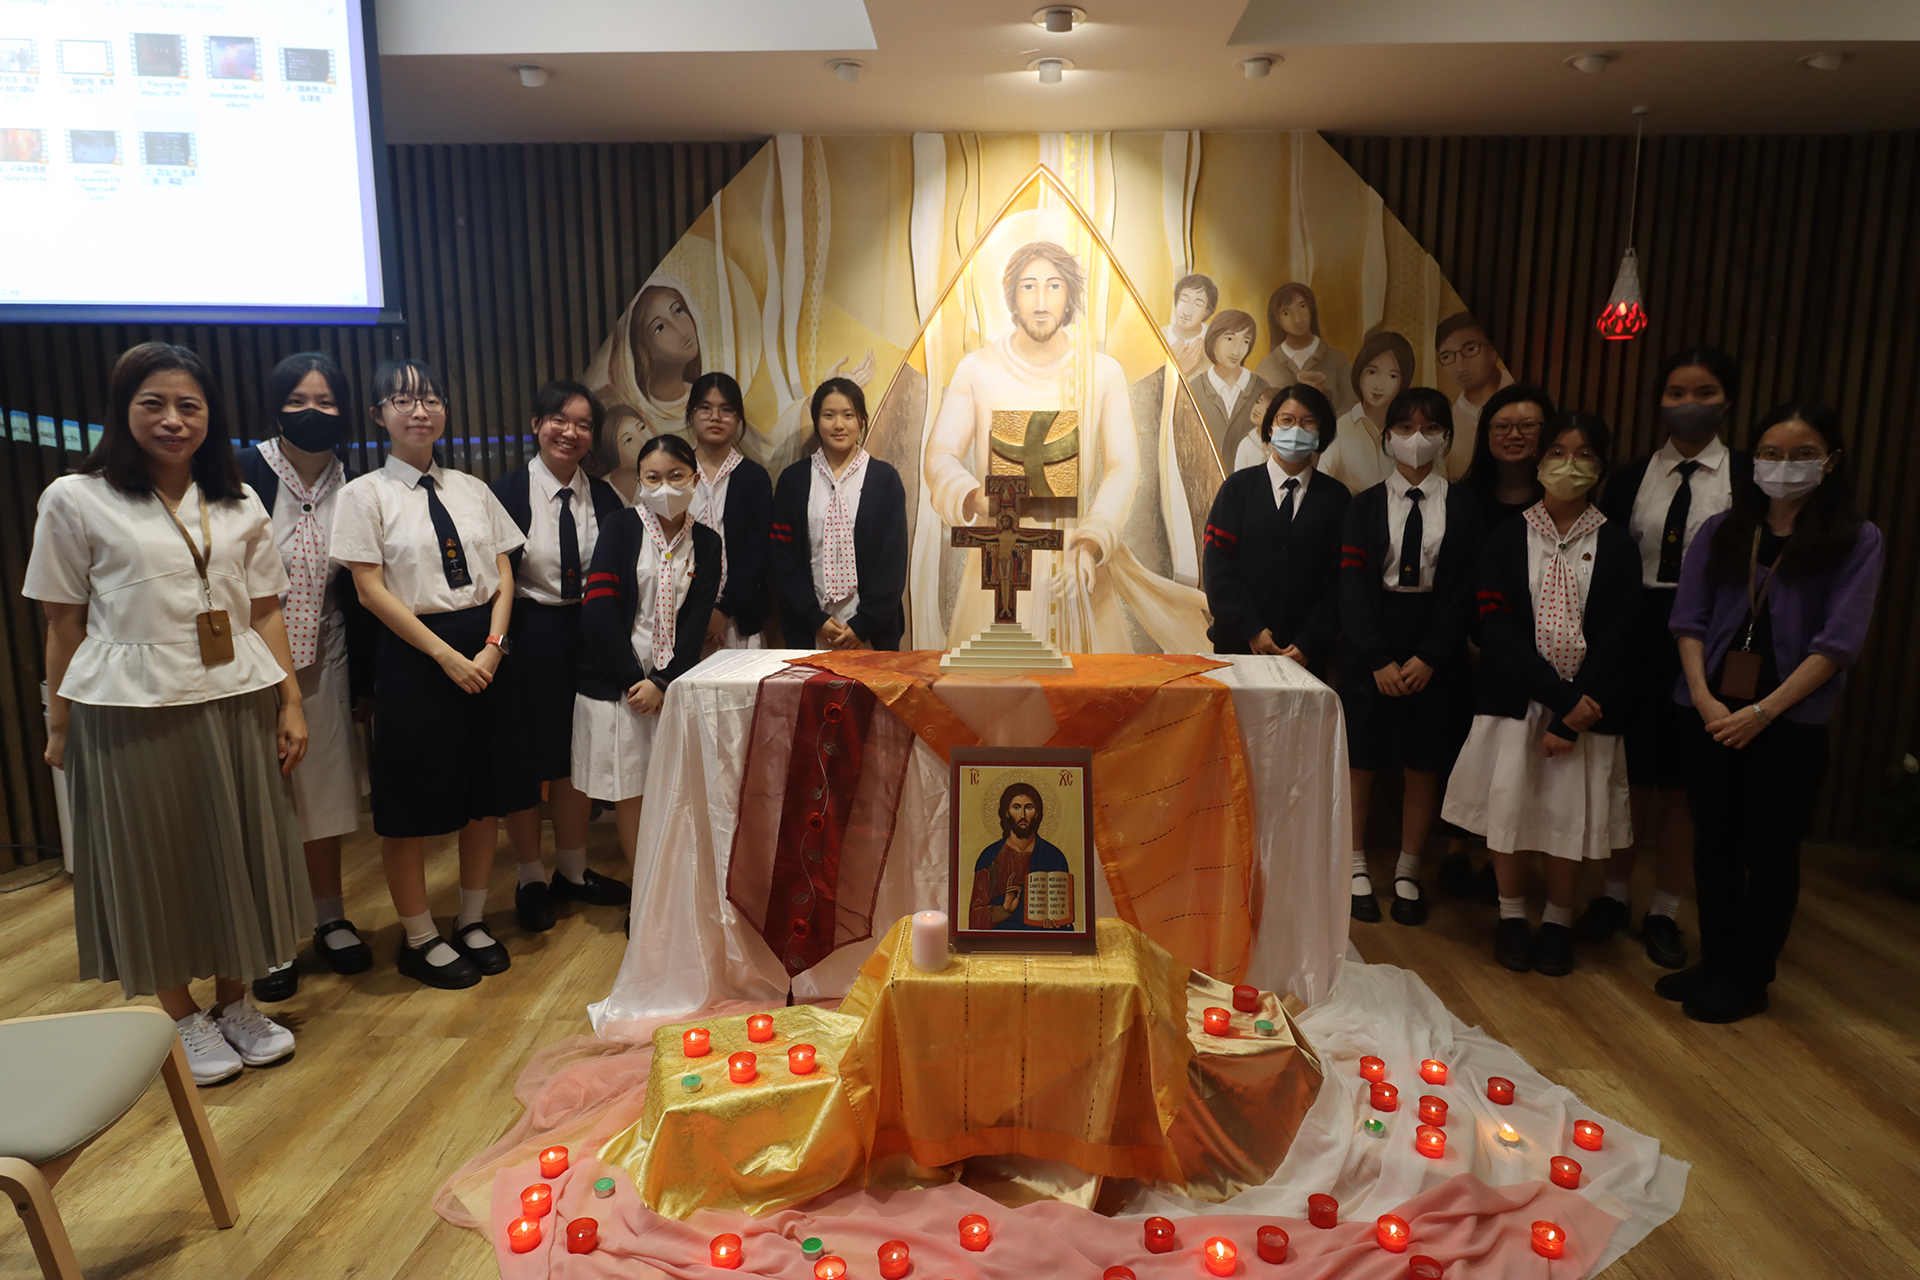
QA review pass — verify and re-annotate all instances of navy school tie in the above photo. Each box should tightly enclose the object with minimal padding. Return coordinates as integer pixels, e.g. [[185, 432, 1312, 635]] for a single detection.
[[1398, 488, 1424, 588], [418, 474, 471, 589], [1657, 460, 1701, 584], [557, 488, 581, 599]]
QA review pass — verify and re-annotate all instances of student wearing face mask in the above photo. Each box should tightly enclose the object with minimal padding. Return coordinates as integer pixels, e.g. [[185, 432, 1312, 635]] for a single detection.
[[1442, 414, 1640, 975], [1662, 404, 1881, 1023], [1339, 388, 1485, 925], [771, 378, 909, 651], [491, 382, 631, 935], [1202, 384, 1350, 674], [1578, 347, 1751, 970], [571, 434, 722, 865], [233, 353, 377, 1003], [685, 372, 774, 653]]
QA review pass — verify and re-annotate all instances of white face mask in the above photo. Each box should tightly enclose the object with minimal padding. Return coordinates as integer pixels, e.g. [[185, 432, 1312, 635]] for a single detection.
[[1753, 458, 1828, 500], [1271, 425, 1320, 464], [1387, 429, 1446, 469], [638, 481, 693, 520]]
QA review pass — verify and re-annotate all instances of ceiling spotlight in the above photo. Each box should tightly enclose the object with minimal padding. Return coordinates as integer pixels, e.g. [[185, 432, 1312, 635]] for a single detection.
[[1036, 57, 1065, 85], [513, 64, 548, 88], [1800, 51, 1848, 72], [828, 58, 864, 82], [1566, 52, 1617, 75], [1033, 6, 1087, 32], [1242, 56, 1277, 80]]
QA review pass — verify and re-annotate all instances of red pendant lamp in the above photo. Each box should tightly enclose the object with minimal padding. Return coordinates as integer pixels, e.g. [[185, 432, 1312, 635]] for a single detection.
[[1596, 107, 1650, 341]]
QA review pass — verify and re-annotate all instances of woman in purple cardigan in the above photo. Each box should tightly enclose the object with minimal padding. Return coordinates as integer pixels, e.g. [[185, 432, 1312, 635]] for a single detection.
[[1665, 402, 1882, 1023]]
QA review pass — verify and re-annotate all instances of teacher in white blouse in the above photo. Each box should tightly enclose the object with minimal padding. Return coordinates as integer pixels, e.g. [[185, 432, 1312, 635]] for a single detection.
[[26, 342, 309, 1086]]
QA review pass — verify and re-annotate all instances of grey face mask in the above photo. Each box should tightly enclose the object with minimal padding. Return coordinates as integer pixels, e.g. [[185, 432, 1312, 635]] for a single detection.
[[1661, 401, 1725, 444]]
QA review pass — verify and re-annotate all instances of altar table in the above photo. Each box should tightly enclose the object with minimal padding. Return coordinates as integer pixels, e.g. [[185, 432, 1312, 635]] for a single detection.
[[590, 650, 1351, 1036]]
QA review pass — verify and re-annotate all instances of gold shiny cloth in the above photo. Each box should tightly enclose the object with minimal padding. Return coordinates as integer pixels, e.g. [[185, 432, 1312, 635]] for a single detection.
[[598, 1005, 866, 1219], [836, 917, 1195, 1182]]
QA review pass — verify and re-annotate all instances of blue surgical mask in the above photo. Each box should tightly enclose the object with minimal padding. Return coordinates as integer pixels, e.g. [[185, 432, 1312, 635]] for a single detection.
[[1272, 425, 1320, 463]]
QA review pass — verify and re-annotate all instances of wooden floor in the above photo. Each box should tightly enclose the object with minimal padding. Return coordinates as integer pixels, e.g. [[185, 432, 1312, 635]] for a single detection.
[[2, 829, 1917, 1280]]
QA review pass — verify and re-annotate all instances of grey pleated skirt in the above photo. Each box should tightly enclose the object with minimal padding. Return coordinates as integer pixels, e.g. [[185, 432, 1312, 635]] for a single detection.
[[66, 687, 310, 997]]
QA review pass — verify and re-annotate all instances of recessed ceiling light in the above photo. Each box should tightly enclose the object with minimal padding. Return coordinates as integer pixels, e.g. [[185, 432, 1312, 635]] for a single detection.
[[1566, 52, 1617, 75], [827, 59, 864, 83], [1800, 51, 1848, 72], [513, 64, 548, 88], [1241, 55, 1278, 80], [1027, 56, 1073, 85], [1033, 6, 1087, 32]]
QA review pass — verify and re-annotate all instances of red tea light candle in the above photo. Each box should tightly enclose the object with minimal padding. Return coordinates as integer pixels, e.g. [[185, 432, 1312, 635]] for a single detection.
[[788, 1043, 818, 1075], [709, 1232, 743, 1269], [1369, 1081, 1399, 1113], [683, 1028, 711, 1057], [1572, 1119, 1604, 1151], [1486, 1076, 1515, 1105], [1419, 1059, 1448, 1086], [747, 1013, 776, 1043], [1232, 984, 1261, 1013], [1408, 1256, 1444, 1280], [539, 1145, 569, 1178], [567, 1219, 598, 1255], [1256, 1225, 1288, 1263], [1415, 1124, 1447, 1159], [1550, 1155, 1583, 1190], [1203, 1006, 1233, 1036], [1143, 1215, 1176, 1253], [1307, 1194, 1338, 1229], [507, 1215, 542, 1253], [727, 1051, 757, 1084], [1418, 1095, 1448, 1127], [1102, 1269, 1137, 1280], [1531, 1221, 1567, 1260], [520, 1183, 553, 1218], [878, 1239, 911, 1279], [1376, 1214, 1411, 1254], [959, 1213, 992, 1252], [1203, 1236, 1237, 1276], [1359, 1055, 1387, 1083], [814, 1256, 848, 1279]]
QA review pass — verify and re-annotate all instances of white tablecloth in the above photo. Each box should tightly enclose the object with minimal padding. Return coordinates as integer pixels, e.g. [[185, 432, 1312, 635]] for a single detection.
[[590, 651, 1352, 1035]]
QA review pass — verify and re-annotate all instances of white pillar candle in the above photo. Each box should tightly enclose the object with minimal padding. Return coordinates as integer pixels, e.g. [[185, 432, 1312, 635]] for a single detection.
[[910, 911, 950, 972]]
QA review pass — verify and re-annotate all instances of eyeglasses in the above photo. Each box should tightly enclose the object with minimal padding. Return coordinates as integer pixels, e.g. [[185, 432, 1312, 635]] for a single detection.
[[691, 404, 740, 420], [1273, 414, 1319, 430], [1488, 420, 1543, 437], [539, 415, 591, 433], [383, 394, 445, 414], [1756, 447, 1830, 462], [1437, 341, 1486, 365]]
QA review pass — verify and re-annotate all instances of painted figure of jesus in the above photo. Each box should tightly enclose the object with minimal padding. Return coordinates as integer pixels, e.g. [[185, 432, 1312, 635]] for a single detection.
[[967, 783, 1071, 930]]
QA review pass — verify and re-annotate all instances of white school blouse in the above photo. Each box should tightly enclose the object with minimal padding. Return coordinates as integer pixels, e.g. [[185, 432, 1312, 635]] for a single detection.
[[1627, 435, 1733, 588], [259, 439, 347, 666], [1382, 469, 1448, 593], [329, 454, 524, 615], [807, 455, 868, 624], [24, 474, 292, 707], [629, 526, 699, 678], [516, 455, 599, 606]]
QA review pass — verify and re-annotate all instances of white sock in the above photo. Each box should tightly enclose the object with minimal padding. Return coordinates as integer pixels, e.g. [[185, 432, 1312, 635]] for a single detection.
[[400, 911, 460, 966], [517, 861, 546, 888], [1648, 890, 1682, 920], [1542, 902, 1573, 928], [1603, 879, 1631, 904], [1350, 850, 1372, 897], [456, 888, 498, 948], [313, 894, 345, 925], [555, 847, 588, 885], [1394, 851, 1421, 899], [1498, 895, 1527, 921]]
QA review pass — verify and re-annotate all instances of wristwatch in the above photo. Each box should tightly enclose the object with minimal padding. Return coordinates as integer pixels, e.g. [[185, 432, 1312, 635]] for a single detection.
[[1751, 703, 1772, 726], [486, 634, 512, 655]]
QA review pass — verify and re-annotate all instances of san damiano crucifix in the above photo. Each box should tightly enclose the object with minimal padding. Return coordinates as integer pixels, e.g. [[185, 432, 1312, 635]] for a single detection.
[[950, 475, 1064, 623]]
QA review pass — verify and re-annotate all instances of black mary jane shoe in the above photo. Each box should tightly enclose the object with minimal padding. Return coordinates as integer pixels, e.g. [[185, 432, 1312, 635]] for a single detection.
[[397, 937, 482, 990], [1494, 918, 1534, 972], [1436, 850, 1477, 900], [1534, 922, 1575, 977], [1573, 896, 1630, 945], [1641, 912, 1688, 970], [314, 919, 374, 975], [451, 921, 512, 976], [252, 963, 298, 1004], [1654, 962, 1717, 1003], [516, 880, 556, 933], [549, 867, 634, 908], [1471, 859, 1500, 906], [1351, 887, 1382, 923], [1682, 977, 1768, 1024], [1389, 878, 1428, 926]]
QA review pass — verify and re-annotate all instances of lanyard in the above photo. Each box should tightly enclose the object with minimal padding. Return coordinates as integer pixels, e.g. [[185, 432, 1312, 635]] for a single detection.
[[164, 487, 216, 611], [1740, 527, 1778, 652]]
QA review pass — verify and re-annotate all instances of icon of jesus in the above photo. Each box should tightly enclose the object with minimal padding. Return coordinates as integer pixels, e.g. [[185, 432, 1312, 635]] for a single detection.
[[968, 783, 1072, 930]]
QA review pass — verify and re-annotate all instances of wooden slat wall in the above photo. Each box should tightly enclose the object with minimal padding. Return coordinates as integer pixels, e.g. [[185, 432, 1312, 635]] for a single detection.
[[1330, 132, 1920, 843], [0, 141, 762, 864]]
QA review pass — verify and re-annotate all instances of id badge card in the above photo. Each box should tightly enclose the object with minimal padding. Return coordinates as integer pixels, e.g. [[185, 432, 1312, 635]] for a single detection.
[[197, 610, 236, 665], [1718, 648, 1761, 701]]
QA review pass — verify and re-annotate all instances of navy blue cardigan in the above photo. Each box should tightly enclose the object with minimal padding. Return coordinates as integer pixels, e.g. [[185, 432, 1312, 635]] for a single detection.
[[489, 464, 625, 581], [769, 455, 909, 651], [1338, 479, 1485, 679], [701, 457, 774, 637], [1202, 465, 1350, 670], [577, 510, 722, 698]]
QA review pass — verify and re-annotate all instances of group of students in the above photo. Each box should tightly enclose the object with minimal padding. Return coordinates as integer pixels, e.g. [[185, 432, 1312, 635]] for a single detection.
[[1202, 344, 1883, 1024], [26, 342, 909, 1085]]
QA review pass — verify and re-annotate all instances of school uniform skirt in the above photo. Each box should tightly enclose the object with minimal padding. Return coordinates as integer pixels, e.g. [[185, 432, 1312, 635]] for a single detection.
[[505, 599, 584, 786], [1340, 592, 1473, 774], [370, 604, 539, 837], [290, 610, 367, 843], [1620, 588, 1690, 789], [66, 687, 309, 997], [1441, 702, 1633, 862], [570, 692, 660, 803]]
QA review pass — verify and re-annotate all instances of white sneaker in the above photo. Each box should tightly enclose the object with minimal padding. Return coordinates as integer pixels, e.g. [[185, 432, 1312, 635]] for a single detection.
[[176, 1010, 244, 1086], [214, 999, 296, 1067]]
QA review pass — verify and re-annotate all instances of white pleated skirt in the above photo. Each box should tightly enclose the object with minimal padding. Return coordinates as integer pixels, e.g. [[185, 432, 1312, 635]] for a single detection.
[[1441, 702, 1632, 862], [570, 693, 661, 803]]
